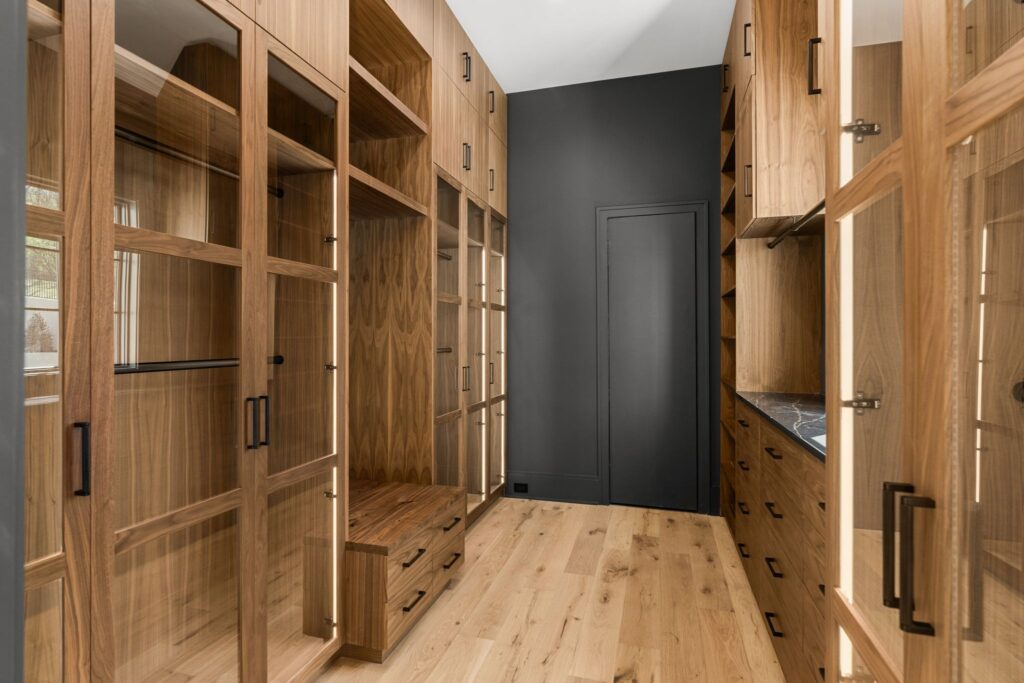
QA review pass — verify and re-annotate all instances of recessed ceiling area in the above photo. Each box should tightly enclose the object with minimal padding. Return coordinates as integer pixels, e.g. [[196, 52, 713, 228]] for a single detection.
[[447, 0, 736, 93]]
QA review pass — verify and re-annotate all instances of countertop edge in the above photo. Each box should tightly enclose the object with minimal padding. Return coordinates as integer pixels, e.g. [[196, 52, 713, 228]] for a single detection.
[[735, 391, 826, 463]]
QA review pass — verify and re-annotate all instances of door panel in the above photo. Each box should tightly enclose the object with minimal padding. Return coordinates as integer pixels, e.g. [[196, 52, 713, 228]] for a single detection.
[[736, 85, 754, 234], [607, 210, 699, 510]]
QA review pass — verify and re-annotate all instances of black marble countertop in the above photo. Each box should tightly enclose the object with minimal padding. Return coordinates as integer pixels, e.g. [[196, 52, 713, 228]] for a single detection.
[[736, 391, 826, 462]]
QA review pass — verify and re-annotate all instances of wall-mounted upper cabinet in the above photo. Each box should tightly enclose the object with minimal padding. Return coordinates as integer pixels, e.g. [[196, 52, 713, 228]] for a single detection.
[[434, 0, 487, 113], [254, 0, 348, 89], [731, 0, 754, 105], [487, 70, 507, 145], [385, 0, 434, 56], [487, 129, 507, 217]]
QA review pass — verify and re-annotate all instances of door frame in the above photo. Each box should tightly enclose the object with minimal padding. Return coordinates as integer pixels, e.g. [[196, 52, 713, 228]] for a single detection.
[[595, 201, 711, 512]]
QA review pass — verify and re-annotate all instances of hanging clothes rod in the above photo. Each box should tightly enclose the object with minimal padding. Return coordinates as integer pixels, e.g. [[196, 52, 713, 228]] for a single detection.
[[767, 198, 826, 249], [115, 128, 285, 198], [114, 355, 284, 375], [437, 250, 453, 261]]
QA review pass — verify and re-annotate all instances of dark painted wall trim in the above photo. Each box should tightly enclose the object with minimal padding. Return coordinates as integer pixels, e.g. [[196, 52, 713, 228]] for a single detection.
[[506, 66, 722, 513], [1, 0, 27, 679]]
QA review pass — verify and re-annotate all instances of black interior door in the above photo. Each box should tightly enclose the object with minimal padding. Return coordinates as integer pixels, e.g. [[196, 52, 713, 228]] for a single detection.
[[606, 208, 700, 510]]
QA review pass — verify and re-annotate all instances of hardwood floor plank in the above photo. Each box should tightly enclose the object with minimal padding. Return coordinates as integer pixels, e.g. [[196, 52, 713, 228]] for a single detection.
[[570, 548, 631, 681], [564, 505, 611, 576], [614, 644, 662, 683], [617, 534, 662, 647], [657, 550, 707, 681]]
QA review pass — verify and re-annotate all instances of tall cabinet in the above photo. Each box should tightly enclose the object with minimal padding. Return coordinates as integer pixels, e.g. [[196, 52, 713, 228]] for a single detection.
[[823, 1, 1024, 682]]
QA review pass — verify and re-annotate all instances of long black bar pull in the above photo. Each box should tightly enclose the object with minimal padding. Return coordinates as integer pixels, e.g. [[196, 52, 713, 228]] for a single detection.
[[883, 481, 915, 608], [259, 395, 270, 446], [899, 494, 936, 636], [73, 421, 91, 496]]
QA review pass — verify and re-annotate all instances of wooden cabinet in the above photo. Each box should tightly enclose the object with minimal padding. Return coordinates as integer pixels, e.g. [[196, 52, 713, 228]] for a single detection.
[[735, 84, 754, 239], [343, 481, 466, 662], [487, 70, 508, 144], [462, 98, 489, 199], [433, 70, 490, 201], [254, 0, 348, 88], [433, 0, 486, 113], [386, 0, 434, 55], [487, 129, 508, 216], [731, 0, 754, 104], [734, 405, 826, 683]]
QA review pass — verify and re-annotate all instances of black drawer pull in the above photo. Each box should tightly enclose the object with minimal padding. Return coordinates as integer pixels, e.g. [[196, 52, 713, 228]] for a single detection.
[[443, 516, 462, 532], [765, 502, 783, 519], [402, 548, 427, 568], [738, 419, 750, 428], [402, 590, 427, 613], [738, 502, 750, 515], [737, 543, 750, 559], [882, 481, 915, 608], [765, 556, 783, 578], [765, 447, 783, 461], [743, 22, 752, 57], [817, 500, 826, 512], [764, 611, 783, 638], [443, 552, 462, 569], [899, 494, 936, 636], [73, 422, 91, 496], [738, 460, 750, 472], [818, 667, 825, 680], [818, 583, 826, 595]]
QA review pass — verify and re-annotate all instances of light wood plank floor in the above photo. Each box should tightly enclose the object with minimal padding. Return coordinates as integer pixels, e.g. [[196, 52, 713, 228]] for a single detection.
[[319, 498, 786, 683]]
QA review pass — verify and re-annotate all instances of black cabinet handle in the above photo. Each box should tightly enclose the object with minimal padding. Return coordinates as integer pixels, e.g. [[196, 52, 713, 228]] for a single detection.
[[259, 395, 270, 446], [488, 90, 495, 113], [246, 397, 259, 450], [463, 143, 472, 171], [818, 583, 826, 595], [722, 64, 730, 93], [73, 421, 91, 496], [765, 556, 784, 578], [818, 667, 825, 680], [738, 460, 750, 472], [737, 543, 750, 559], [738, 501, 750, 515], [817, 500, 826, 512], [883, 481, 915, 608], [743, 165, 753, 198], [402, 548, 427, 569], [764, 447, 782, 461], [443, 516, 462, 532], [462, 366, 470, 391], [899, 495, 936, 636], [738, 419, 750, 428], [443, 552, 462, 569], [743, 23, 752, 57], [402, 590, 427, 612], [489, 169, 495, 192], [807, 37, 822, 95], [462, 52, 472, 82], [764, 611, 783, 638], [765, 501, 783, 519], [489, 362, 495, 385]]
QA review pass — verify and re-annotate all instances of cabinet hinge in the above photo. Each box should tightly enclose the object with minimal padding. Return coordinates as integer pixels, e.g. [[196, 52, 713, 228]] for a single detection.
[[842, 392, 881, 414], [323, 490, 337, 500], [324, 617, 337, 628], [325, 363, 337, 372], [324, 235, 337, 244], [841, 119, 882, 143]]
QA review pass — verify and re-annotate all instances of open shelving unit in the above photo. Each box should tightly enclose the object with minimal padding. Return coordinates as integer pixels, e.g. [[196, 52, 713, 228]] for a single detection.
[[719, 73, 738, 527]]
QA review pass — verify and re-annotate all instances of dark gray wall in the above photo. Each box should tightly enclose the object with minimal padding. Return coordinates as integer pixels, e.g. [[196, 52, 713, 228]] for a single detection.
[[1, 0, 26, 678], [507, 66, 721, 512]]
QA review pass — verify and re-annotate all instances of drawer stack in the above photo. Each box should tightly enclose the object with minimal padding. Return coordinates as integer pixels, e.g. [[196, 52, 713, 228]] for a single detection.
[[733, 402, 827, 682], [342, 481, 467, 662]]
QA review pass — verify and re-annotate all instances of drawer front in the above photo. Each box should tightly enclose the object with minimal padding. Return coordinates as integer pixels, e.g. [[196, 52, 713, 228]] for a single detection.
[[387, 525, 441, 598], [760, 472, 804, 571], [736, 402, 760, 458], [760, 422, 805, 491], [433, 531, 466, 590], [802, 589, 826, 682], [385, 560, 438, 650], [803, 456, 827, 540], [803, 536, 827, 617], [432, 495, 467, 539]]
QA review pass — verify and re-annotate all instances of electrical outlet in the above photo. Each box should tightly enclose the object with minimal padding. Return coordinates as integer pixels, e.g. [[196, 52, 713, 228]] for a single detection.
[[513, 482, 528, 494]]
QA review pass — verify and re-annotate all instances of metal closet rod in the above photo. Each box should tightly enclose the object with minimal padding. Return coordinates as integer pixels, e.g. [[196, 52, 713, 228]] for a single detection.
[[767, 198, 826, 249], [115, 128, 285, 198], [114, 355, 284, 375]]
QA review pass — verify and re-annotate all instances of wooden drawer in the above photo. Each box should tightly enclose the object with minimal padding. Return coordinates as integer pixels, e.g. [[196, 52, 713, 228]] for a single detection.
[[385, 559, 438, 648], [431, 495, 467, 539], [387, 524, 440, 599], [802, 589, 826, 682], [760, 421, 805, 491], [803, 537, 827, 617], [433, 531, 465, 591], [760, 473, 804, 570], [803, 454, 827, 540], [736, 401, 760, 458]]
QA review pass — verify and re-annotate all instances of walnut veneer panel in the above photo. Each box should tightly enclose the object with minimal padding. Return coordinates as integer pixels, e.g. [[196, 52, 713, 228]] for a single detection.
[[346, 479, 465, 553], [255, 0, 349, 88]]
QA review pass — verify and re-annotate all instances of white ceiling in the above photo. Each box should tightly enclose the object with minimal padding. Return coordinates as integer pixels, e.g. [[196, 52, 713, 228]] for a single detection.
[[447, 0, 736, 93]]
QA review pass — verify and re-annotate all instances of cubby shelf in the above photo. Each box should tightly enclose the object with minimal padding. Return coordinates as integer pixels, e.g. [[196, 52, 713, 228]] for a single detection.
[[28, 0, 61, 40], [720, 86, 736, 132], [269, 129, 335, 175], [721, 235, 736, 255], [349, 56, 428, 141], [349, 164, 429, 219], [721, 134, 736, 172], [437, 218, 459, 248], [721, 183, 736, 214], [722, 284, 737, 298], [115, 46, 240, 171]]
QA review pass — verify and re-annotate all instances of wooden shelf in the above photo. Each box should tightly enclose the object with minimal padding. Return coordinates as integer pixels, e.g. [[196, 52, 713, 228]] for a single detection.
[[721, 134, 736, 172], [115, 45, 240, 172], [26, 205, 64, 239], [722, 335, 736, 341], [722, 284, 737, 299], [28, 0, 61, 40], [721, 235, 736, 255], [350, 0, 429, 68], [720, 87, 736, 132], [349, 56, 428, 141], [269, 129, 335, 175], [349, 165, 429, 219], [436, 292, 460, 305], [721, 184, 736, 214], [437, 219, 459, 249]]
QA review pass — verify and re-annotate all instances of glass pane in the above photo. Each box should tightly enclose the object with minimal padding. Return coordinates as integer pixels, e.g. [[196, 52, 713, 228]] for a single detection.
[[953, 105, 1024, 683], [489, 309, 505, 398], [267, 274, 334, 476], [27, 1, 63, 210], [489, 401, 505, 493], [838, 627, 878, 682], [437, 226, 458, 298], [25, 579, 63, 683], [435, 301, 460, 416], [434, 417, 461, 487], [114, 510, 240, 681], [469, 303, 485, 405], [467, 408, 486, 514], [839, 0, 903, 185], [837, 186, 904, 669], [954, 0, 1024, 88], [468, 201, 486, 304], [267, 472, 335, 682], [114, 0, 241, 246], [24, 237, 63, 562], [267, 55, 337, 268], [113, 251, 240, 528]]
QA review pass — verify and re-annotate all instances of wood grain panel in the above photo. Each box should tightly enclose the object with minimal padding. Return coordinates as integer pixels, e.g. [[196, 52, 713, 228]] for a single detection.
[[254, 0, 348, 88], [486, 71, 507, 145]]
